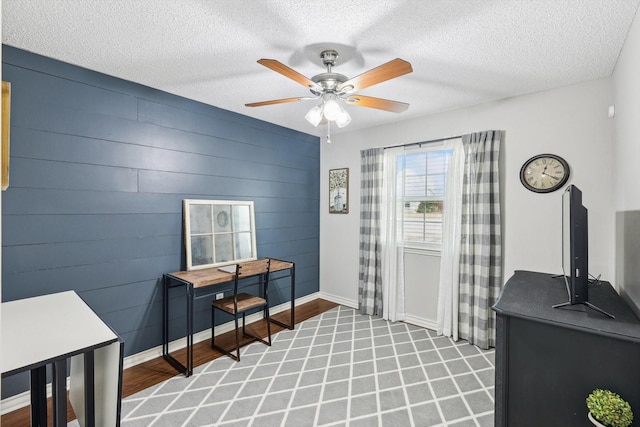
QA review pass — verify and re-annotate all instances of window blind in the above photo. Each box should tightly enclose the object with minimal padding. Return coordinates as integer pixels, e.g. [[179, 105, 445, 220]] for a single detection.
[[398, 149, 452, 248]]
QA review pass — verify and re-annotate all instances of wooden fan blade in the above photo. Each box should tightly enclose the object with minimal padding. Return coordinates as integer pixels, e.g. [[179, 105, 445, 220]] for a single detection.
[[257, 59, 320, 91], [338, 58, 412, 93], [245, 97, 310, 107], [344, 95, 409, 113]]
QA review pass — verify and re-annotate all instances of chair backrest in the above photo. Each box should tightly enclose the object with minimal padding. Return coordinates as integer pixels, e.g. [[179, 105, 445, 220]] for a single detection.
[[232, 258, 271, 294], [237, 258, 271, 279]]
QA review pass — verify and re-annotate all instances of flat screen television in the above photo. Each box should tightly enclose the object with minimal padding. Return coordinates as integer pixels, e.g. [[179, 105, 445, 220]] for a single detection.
[[553, 184, 614, 318]]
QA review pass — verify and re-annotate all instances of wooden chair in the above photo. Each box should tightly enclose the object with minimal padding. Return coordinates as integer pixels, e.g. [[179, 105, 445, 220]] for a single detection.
[[211, 258, 272, 361]]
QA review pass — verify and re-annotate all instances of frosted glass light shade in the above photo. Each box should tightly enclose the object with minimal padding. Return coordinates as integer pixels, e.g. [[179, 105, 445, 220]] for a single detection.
[[335, 109, 351, 128], [323, 99, 341, 121], [305, 105, 323, 127]]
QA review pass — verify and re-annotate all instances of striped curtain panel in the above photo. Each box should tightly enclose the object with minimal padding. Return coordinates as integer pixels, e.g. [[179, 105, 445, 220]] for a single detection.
[[358, 148, 384, 316], [459, 131, 503, 349]]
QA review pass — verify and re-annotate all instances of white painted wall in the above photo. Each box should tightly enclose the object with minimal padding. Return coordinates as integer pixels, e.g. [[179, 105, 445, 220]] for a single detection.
[[613, 9, 640, 212], [612, 9, 640, 308], [320, 78, 615, 315]]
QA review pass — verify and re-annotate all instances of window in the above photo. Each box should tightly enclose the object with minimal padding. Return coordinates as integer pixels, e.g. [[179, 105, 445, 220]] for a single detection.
[[398, 146, 453, 250], [183, 200, 257, 270]]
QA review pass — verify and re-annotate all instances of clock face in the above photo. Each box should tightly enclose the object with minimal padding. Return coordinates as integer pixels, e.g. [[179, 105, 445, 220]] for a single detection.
[[520, 154, 570, 193]]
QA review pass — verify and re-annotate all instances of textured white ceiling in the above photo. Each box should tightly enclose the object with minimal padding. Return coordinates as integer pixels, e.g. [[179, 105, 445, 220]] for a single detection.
[[2, 0, 639, 137]]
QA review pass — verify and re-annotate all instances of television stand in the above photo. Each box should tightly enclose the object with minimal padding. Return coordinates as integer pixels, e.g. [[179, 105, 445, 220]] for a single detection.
[[552, 300, 615, 319], [550, 273, 615, 318]]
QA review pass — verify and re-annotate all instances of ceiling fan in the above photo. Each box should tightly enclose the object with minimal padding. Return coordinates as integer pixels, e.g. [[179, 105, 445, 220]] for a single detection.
[[245, 50, 413, 129]]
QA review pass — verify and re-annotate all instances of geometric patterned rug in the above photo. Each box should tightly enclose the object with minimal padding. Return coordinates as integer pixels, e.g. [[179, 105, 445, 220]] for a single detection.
[[118, 306, 495, 426]]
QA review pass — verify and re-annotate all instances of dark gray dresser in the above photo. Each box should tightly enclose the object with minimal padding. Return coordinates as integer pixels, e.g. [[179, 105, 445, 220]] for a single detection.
[[493, 270, 640, 426]]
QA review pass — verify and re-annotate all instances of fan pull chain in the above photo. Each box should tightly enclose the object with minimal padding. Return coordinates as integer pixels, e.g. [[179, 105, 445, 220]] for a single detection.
[[327, 121, 332, 144]]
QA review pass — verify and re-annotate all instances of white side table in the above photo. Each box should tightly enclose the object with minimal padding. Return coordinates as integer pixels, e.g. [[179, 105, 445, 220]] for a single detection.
[[1, 291, 123, 427]]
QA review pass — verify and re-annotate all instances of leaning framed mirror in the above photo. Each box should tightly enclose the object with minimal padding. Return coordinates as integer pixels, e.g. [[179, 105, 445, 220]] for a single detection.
[[183, 199, 257, 271]]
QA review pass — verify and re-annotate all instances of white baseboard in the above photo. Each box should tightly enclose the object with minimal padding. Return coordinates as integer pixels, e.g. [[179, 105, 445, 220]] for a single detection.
[[1, 381, 65, 415], [403, 314, 437, 331], [317, 292, 437, 333], [0, 292, 320, 416], [317, 291, 358, 309]]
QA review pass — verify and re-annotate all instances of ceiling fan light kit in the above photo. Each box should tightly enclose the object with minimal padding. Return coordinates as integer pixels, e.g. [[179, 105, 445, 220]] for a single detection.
[[246, 49, 413, 135], [305, 93, 352, 129]]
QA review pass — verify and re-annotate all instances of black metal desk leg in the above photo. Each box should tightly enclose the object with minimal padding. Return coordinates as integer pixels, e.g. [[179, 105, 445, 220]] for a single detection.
[[186, 283, 194, 376], [163, 275, 168, 357], [52, 359, 67, 427], [290, 265, 295, 328], [30, 366, 47, 427], [162, 275, 193, 377], [84, 350, 96, 427], [268, 264, 296, 330]]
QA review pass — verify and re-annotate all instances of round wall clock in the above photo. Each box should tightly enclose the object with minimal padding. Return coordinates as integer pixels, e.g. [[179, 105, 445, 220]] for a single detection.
[[519, 154, 570, 193]]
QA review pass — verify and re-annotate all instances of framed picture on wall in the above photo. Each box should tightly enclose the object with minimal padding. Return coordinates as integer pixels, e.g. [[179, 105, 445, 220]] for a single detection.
[[329, 168, 349, 214]]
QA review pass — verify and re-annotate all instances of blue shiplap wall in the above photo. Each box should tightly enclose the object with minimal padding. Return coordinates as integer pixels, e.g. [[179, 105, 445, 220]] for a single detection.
[[1, 45, 320, 398]]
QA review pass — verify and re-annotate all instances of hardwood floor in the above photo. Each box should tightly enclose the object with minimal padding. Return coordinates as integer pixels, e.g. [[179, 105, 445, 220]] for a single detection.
[[1, 298, 339, 427]]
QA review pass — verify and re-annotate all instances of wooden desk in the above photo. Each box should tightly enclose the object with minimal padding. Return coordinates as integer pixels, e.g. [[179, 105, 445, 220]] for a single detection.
[[162, 258, 295, 376], [1, 291, 124, 427]]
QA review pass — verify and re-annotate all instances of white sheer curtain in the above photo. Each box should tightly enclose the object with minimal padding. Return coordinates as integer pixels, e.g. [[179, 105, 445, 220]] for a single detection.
[[380, 146, 405, 321], [437, 138, 464, 339]]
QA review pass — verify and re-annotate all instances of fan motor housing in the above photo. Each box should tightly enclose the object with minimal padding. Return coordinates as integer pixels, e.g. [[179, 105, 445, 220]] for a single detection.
[[310, 72, 348, 95]]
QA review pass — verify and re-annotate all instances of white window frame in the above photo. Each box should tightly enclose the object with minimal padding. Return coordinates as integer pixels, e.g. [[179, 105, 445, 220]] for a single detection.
[[398, 144, 452, 254], [183, 199, 257, 271]]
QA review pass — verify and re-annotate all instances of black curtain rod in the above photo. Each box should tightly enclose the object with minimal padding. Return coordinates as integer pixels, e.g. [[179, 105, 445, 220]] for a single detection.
[[383, 134, 464, 150]]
